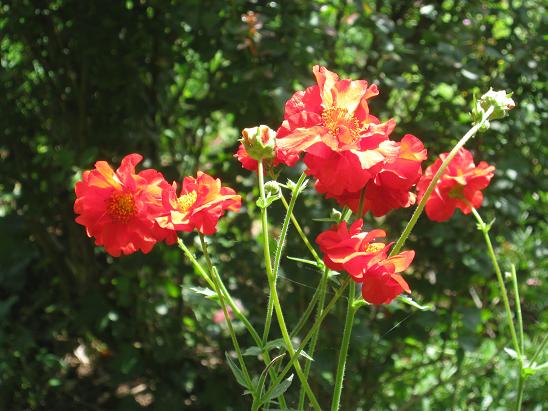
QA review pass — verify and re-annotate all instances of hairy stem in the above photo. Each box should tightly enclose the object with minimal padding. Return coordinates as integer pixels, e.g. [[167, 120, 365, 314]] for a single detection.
[[331, 281, 357, 411], [298, 266, 329, 409], [199, 234, 254, 395], [390, 105, 495, 256], [468, 208, 523, 411]]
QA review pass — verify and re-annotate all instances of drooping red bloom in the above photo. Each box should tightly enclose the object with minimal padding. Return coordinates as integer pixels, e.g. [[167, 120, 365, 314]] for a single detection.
[[316, 220, 414, 304], [316, 219, 387, 281], [329, 135, 427, 216], [74, 154, 176, 257], [276, 65, 396, 196], [156, 171, 241, 235], [360, 251, 414, 305], [417, 148, 495, 222]]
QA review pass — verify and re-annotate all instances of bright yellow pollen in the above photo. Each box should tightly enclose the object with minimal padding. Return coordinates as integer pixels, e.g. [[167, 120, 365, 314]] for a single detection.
[[178, 191, 197, 213], [107, 192, 136, 223], [321, 107, 361, 146], [365, 243, 384, 253]]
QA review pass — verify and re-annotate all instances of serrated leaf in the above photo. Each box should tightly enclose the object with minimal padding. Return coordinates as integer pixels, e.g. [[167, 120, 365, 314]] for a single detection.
[[398, 295, 434, 311], [263, 374, 294, 403], [189, 287, 217, 299], [225, 353, 249, 389], [256, 194, 280, 209], [504, 347, 519, 359]]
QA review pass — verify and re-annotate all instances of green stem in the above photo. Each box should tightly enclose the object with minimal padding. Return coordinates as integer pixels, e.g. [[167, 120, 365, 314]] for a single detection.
[[258, 161, 276, 344], [177, 238, 216, 290], [199, 234, 254, 394], [257, 161, 321, 410], [269, 277, 322, 410], [468, 208, 524, 411], [179, 238, 264, 349], [298, 266, 330, 409], [273, 173, 308, 285], [510, 264, 524, 354], [262, 279, 351, 403], [390, 105, 495, 257], [189, 236, 287, 409], [290, 284, 321, 338], [280, 194, 323, 265], [469, 208, 521, 357], [331, 281, 357, 411]]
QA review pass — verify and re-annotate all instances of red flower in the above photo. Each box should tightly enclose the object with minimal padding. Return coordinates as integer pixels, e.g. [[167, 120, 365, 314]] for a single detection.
[[74, 154, 176, 257], [328, 135, 427, 216], [276, 65, 395, 195], [316, 220, 415, 304], [360, 251, 414, 305], [417, 148, 495, 222], [156, 171, 241, 235], [316, 219, 387, 281]]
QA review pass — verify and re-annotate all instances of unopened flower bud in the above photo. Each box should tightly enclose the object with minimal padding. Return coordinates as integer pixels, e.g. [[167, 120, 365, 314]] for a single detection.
[[330, 208, 342, 221], [241, 125, 276, 161], [264, 181, 281, 198], [477, 88, 516, 120]]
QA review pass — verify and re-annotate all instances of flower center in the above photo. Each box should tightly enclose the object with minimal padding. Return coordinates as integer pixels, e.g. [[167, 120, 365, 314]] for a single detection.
[[365, 243, 384, 253], [177, 191, 197, 213], [321, 107, 361, 146], [448, 184, 465, 199], [107, 191, 137, 223]]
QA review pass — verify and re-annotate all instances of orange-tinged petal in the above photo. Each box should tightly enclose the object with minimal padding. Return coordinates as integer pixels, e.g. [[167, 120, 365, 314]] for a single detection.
[[383, 250, 415, 273]]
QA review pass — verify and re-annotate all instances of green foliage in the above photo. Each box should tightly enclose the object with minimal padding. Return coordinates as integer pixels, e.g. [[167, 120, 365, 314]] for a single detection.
[[0, 0, 546, 410]]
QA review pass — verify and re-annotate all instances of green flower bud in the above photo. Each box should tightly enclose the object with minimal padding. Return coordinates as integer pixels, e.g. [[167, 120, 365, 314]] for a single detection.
[[241, 125, 276, 161], [264, 181, 281, 198], [478, 88, 515, 120]]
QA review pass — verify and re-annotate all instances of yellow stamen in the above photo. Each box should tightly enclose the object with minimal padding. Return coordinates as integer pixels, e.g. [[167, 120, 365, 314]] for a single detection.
[[107, 192, 136, 223], [321, 107, 361, 145], [365, 243, 384, 253], [178, 191, 197, 213]]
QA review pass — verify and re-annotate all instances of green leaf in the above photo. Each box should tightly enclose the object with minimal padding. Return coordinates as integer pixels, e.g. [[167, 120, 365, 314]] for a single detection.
[[225, 353, 249, 389], [256, 353, 286, 397], [256, 194, 280, 209], [397, 295, 434, 311], [243, 346, 263, 356], [504, 347, 519, 360], [263, 374, 294, 403], [287, 256, 322, 267], [264, 338, 285, 352], [189, 286, 217, 299]]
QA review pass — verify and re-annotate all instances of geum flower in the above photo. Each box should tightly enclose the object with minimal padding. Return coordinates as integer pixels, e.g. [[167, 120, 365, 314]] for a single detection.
[[329, 134, 427, 216], [417, 148, 495, 222], [74, 153, 176, 257], [316, 219, 414, 305], [156, 171, 241, 235], [316, 219, 387, 281], [276, 65, 396, 196]]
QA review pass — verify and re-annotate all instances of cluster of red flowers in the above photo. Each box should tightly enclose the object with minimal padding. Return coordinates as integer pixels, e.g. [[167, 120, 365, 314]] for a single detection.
[[75, 66, 498, 306], [418, 148, 495, 222], [236, 66, 427, 216], [316, 220, 414, 305], [74, 154, 241, 256]]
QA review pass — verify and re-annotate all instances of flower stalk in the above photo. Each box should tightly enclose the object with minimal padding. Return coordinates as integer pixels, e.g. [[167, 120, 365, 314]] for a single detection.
[[390, 105, 495, 256]]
